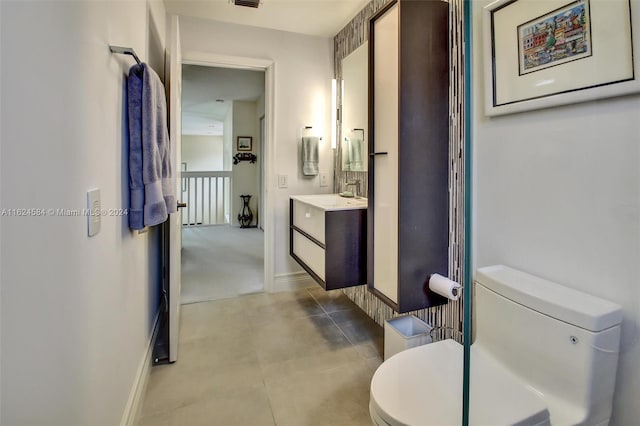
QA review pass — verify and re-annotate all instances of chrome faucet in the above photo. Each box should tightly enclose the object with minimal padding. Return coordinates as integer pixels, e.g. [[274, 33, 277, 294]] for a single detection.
[[345, 179, 361, 197]]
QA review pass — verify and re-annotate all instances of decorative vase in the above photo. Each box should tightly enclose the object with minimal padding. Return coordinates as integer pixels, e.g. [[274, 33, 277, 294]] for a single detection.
[[238, 194, 254, 228]]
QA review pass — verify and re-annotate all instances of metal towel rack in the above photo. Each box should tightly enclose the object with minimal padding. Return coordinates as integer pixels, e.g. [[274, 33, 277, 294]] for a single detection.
[[302, 126, 322, 141], [109, 45, 141, 65]]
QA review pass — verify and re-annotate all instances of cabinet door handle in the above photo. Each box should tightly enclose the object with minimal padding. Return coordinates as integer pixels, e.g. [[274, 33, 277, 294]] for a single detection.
[[369, 152, 388, 156]]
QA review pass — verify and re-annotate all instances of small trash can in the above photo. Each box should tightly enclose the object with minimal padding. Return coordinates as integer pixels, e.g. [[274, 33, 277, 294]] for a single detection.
[[384, 315, 433, 360]]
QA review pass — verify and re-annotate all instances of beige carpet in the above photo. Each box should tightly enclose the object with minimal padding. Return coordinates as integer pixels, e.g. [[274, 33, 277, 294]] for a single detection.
[[180, 225, 264, 304]]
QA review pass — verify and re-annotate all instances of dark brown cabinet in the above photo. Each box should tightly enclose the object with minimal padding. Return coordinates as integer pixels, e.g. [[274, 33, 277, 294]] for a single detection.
[[290, 197, 367, 290], [368, 0, 450, 313]]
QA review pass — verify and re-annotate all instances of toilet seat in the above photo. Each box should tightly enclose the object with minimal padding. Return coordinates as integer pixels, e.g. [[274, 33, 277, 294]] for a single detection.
[[370, 339, 550, 426]]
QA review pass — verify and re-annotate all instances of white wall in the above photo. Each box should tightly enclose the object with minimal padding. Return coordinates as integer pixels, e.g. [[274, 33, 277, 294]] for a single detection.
[[257, 91, 266, 119], [182, 135, 224, 171], [232, 100, 259, 226], [180, 17, 334, 275], [0, 1, 166, 424], [223, 107, 233, 171], [472, 2, 640, 424]]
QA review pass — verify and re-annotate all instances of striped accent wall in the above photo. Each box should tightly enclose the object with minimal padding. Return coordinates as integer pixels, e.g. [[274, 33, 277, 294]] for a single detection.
[[333, 0, 467, 341]]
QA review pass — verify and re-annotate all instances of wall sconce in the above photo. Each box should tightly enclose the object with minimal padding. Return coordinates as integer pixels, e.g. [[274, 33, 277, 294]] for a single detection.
[[331, 78, 337, 149]]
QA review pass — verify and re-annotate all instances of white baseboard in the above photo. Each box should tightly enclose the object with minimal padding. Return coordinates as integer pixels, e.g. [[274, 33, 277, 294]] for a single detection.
[[120, 311, 161, 426], [272, 271, 317, 292]]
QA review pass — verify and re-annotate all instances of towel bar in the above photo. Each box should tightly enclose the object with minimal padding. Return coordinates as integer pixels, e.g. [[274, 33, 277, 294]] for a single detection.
[[109, 45, 142, 65]]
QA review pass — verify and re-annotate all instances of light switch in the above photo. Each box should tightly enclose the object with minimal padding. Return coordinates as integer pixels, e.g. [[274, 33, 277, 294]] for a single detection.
[[319, 173, 329, 187], [278, 174, 288, 188], [87, 189, 101, 237]]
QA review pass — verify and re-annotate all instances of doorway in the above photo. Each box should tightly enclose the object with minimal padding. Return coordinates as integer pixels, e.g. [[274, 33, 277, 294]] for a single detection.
[[179, 60, 270, 304]]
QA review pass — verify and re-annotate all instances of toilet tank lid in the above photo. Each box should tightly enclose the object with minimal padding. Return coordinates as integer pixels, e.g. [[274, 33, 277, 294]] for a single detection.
[[475, 265, 623, 332]]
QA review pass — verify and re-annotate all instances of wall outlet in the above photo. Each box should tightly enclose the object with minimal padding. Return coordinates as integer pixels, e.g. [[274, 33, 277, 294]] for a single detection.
[[319, 173, 329, 187], [278, 174, 288, 188]]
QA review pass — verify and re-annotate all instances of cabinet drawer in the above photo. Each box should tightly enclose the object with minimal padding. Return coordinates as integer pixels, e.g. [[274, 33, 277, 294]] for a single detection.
[[292, 200, 325, 244], [292, 230, 325, 281]]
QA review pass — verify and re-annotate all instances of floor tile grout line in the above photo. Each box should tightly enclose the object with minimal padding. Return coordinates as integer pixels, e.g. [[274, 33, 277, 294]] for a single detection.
[[327, 309, 359, 351], [258, 362, 279, 426], [305, 287, 361, 316], [306, 287, 380, 359], [305, 287, 331, 316]]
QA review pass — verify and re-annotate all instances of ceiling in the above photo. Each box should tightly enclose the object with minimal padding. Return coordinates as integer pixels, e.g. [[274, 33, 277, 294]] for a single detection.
[[182, 65, 265, 136], [164, 0, 369, 37]]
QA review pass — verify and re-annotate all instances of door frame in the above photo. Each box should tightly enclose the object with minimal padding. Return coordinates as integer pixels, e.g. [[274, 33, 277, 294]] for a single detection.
[[167, 15, 183, 363], [182, 50, 276, 293], [259, 114, 265, 230]]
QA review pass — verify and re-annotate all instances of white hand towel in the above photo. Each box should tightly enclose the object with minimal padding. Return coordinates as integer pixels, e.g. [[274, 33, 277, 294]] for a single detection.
[[302, 136, 319, 176], [349, 136, 364, 171], [342, 137, 351, 171]]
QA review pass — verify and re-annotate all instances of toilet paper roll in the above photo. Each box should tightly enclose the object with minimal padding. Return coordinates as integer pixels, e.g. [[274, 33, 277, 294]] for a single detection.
[[429, 274, 462, 301]]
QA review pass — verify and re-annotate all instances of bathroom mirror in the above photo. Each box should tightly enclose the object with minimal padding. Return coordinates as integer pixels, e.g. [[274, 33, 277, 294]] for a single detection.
[[341, 42, 368, 172]]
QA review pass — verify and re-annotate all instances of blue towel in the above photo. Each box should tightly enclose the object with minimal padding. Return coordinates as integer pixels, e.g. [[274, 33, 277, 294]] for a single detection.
[[127, 63, 176, 230]]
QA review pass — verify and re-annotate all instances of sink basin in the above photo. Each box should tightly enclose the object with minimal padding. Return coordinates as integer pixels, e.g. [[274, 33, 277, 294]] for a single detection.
[[291, 194, 368, 211]]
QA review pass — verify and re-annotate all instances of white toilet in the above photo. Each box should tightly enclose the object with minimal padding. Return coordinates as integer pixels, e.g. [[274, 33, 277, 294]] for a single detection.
[[370, 265, 623, 425]]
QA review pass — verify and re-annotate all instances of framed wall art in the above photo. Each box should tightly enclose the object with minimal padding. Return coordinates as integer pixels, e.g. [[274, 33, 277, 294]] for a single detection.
[[237, 136, 253, 151], [483, 0, 640, 116]]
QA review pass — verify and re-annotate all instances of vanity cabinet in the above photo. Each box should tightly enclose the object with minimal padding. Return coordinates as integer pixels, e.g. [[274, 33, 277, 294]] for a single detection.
[[368, 0, 449, 313], [290, 196, 366, 290]]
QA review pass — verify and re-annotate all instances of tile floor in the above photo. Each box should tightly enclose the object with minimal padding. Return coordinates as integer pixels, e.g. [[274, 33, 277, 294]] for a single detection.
[[139, 287, 383, 426]]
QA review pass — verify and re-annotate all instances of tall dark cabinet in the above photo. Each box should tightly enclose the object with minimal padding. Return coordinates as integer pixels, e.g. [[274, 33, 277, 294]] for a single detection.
[[368, 0, 450, 313]]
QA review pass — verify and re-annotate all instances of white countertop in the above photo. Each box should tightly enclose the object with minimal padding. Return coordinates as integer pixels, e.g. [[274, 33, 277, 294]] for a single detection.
[[291, 194, 368, 211]]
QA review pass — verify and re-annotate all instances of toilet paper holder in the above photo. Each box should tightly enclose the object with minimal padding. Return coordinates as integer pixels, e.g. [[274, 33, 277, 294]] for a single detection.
[[428, 273, 463, 301]]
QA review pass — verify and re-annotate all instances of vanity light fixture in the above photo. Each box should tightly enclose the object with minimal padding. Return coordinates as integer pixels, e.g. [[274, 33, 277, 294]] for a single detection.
[[331, 78, 337, 149]]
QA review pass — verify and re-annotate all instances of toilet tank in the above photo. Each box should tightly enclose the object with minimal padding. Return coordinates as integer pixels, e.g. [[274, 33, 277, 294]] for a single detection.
[[473, 265, 623, 425]]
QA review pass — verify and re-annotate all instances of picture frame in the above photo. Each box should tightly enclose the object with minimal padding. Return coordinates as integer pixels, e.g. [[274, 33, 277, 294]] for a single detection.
[[237, 136, 253, 151], [483, 0, 640, 116]]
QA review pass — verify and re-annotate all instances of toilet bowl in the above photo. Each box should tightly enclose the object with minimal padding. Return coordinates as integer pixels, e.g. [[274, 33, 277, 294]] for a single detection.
[[370, 265, 623, 426], [370, 340, 550, 426]]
